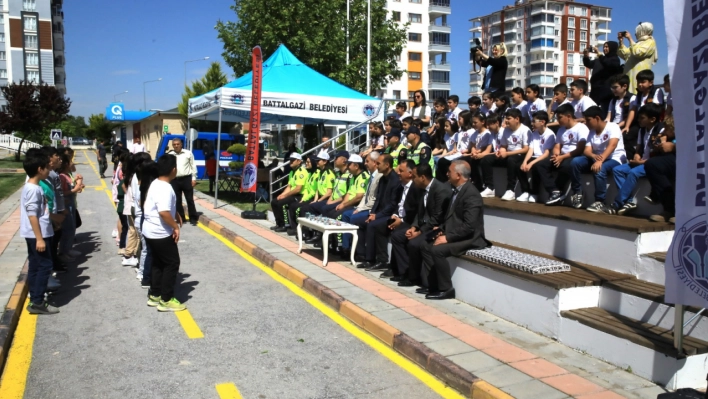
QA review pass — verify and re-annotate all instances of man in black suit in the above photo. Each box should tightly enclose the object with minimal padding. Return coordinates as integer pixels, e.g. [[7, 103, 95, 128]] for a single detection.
[[369, 160, 422, 278], [356, 154, 401, 270], [396, 163, 451, 287], [422, 160, 491, 300]]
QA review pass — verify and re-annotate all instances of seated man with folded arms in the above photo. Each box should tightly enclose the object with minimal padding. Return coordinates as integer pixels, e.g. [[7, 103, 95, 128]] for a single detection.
[[421, 160, 492, 300], [396, 163, 451, 288], [270, 153, 308, 233], [341, 152, 381, 260]]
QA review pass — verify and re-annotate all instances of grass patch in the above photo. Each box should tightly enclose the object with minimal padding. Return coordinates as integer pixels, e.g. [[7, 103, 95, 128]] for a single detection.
[[0, 155, 24, 170], [195, 180, 271, 213], [0, 173, 26, 202]]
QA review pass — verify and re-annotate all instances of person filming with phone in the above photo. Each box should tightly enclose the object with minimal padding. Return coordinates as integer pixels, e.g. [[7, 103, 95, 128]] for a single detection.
[[583, 42, 623, 113], [618, 22, 658, 94]]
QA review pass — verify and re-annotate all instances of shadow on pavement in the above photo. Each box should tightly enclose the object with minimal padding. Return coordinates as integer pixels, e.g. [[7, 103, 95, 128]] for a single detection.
[[175, 273, 198, 303], [48, 231, 100, 307], [659, 389, 706, 398]]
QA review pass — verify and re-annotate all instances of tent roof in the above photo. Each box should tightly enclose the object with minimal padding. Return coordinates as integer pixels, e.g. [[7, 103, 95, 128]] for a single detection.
[[223, 45, 372, 100]]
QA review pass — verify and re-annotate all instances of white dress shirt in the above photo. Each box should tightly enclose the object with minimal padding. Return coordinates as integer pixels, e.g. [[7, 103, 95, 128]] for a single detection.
[[169, 149, 197, 180], [423, 179, 434, 208], [131, 142, 146, 154], [394, 181, 412, 218]]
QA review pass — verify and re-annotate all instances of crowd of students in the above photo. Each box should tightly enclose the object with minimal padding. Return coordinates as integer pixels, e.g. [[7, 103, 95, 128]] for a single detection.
[[20, 140, 193, 315]]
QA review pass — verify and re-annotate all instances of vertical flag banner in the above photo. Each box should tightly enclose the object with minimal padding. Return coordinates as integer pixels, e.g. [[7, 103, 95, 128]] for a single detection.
[[241, 46, 262, 193], [664, 0, 708, 308]]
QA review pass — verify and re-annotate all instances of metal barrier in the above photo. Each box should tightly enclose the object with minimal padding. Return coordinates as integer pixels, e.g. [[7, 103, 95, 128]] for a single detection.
[[0, 134, 42, 153], [268, 98, 398, 200]]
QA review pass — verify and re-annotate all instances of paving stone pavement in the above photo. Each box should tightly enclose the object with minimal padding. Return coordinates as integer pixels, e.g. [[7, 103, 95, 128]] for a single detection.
[[193, 190, 672, 399]]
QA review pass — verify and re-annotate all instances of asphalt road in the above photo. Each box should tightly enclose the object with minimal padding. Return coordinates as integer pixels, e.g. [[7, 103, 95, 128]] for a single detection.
[[19, 151, 440, 399]]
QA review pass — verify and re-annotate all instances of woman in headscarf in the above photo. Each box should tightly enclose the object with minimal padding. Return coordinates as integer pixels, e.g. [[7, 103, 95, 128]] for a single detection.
[[583, 41, 623, 113], [618, 22, 658, 94], [473, 43, 509, 97]]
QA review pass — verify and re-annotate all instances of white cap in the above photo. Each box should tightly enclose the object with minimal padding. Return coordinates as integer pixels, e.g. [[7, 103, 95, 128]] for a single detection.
[[289, 153, 302, 160], [348, 154, 363, 163], [316, 152, 330, 161]]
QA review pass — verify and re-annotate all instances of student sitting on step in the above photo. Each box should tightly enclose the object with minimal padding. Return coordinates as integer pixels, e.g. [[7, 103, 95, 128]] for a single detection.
[[609, 103, 664, 216], [539, 104, 590, 206], [479, 108, 531, 201], [519, 111, 556, 203], [571, 106, 627, 213]]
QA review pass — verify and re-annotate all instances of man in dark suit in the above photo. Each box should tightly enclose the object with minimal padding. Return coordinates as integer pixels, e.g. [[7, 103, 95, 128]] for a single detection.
[[369, 159, 422, 277], [396, 163, 451, 287], [356, 154, 401, 270], [422, 160, 491, 300]]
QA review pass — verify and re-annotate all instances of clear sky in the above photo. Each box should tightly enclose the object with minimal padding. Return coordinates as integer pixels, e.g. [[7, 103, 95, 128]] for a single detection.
[[64, 0, 667, 119]]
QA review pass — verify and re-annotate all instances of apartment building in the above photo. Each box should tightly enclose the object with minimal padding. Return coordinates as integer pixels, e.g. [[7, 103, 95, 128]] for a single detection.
[[469, 0, 611, 99], [0, 0, 66, 103], [378, 0, 451, 102]]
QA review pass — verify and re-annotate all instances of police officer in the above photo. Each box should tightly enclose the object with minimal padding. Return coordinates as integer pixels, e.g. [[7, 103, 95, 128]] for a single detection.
[[383, 127, 408, 168], [287, 153, 332, 236], [323, 154, 370, 250], [305, 151, 351, 244], [270, 153, 309, 232], [406, 126, 434, 170]]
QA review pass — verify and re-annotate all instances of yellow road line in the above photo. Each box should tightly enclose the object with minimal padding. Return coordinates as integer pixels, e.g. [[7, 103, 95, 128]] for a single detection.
[[81, 150, 107, 189], [198, 223, 466, 399], [84, 150, 203, 340], [215, 383, 243, 399], [175, 311, 204, 339], [0, 307, 37, 399]]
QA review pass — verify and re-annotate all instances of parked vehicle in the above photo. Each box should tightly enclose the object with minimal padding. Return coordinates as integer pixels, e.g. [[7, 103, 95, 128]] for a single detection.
[[156, 133, 244, 179]]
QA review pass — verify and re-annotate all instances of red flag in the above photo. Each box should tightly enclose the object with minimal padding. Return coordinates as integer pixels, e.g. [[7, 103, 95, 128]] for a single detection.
[[240, 46, 262, 193]]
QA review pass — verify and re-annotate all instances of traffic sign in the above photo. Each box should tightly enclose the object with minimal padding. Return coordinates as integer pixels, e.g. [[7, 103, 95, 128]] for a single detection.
[[50, 129, 62, 140], [163, 125, 169, 133]]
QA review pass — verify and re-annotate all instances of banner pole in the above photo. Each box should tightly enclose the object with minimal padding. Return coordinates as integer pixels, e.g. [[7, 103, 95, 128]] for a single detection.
[[213, 108, 223, 209], [674, 304, 684, 355]]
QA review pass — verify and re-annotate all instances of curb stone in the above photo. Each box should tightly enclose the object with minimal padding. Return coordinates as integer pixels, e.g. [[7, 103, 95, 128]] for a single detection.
[[0, 260, 28, 376], [198, 213, 513, 399]]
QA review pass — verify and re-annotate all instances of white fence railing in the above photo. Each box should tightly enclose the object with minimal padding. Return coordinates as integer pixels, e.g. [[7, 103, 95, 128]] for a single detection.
[[0, 134, 42, 153]]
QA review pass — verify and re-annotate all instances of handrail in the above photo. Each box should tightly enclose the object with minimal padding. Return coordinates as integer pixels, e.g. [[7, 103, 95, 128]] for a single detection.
[[268, 98, 399, 200]]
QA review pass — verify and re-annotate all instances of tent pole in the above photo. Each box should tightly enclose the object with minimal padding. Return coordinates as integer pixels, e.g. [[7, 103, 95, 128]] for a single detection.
[[346, 0, 350, 66], [366, 0, 371, 96], [213, 108, 223, 208], [186, 119, 191, 151]]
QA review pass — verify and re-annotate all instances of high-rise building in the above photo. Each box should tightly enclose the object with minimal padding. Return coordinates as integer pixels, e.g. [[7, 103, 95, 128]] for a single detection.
[[0, 0, 66, 102], [469, 0, 611, 99], [379, 0, 451, 102]]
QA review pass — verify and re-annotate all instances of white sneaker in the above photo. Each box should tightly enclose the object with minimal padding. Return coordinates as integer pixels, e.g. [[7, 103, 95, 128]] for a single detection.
[[516, 192, 530, 202], [136, 273, 143, 280], [111, 229, 118, 238], [501, 190, 516, 201], [121, 257, 138, 266], [480, 188, 495, 198], [528, 195, 538, 203], [68, 249, 81, 257]]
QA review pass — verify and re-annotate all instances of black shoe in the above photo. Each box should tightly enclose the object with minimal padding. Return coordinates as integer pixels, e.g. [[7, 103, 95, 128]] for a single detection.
[[340, 250, 351, 259], [397, 279, 419, 287], [286, 229, 297, 236], [270, 225, 282, 231], [426, 288, 455, 300], [390, 275, 404, 282], [52, 265, 68, 274], [415, 287, 430, 294], [190, 219, 198, 226], [313, 241, 322, 248], [305, 234, 322, 244], [366, 262, 389, 271], [380, 270, 394, 278], [357, 261, 375, 269], [545, 191, 565, 206], [274, 226, 288, 233], [27, 301, 59, 315]]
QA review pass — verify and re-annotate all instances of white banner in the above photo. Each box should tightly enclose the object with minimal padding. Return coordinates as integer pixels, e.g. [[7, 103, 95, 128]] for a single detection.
[[188, 88, 382, 124], [664, 0, 708, 308]]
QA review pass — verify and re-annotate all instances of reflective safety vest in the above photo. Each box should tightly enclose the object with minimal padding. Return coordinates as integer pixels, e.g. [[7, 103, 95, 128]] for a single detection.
[[346, 170, 370, 200], [316, 168, 336, 198], [300, 169, 320, 202], [331, 170, 352, 201], [384, 144, 408, 168], [410, 141, 434, 169], [288, 165, 309, 191]]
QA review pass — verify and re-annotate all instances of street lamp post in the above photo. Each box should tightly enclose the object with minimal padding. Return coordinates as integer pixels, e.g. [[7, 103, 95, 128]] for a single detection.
[[367, 0, 371, 96], [113, 91, 128, 102], [143, 78, 162, 111], [184, 57, 210, 88]]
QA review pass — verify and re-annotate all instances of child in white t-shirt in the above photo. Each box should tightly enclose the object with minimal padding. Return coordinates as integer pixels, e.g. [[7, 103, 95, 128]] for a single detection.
[[480, 92, 497, 116], [510, 87, 528, 115], [519, 111, 556, 203], [524, 84, 548, 127], [548, 83, 570, 129], [463, 112, 495, 190], [569, 79, 597, 123], [571, 106, 626, 213]]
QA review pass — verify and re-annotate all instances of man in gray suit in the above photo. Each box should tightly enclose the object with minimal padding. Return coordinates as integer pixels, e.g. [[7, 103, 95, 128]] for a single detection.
[[422, 160, 491, 300]]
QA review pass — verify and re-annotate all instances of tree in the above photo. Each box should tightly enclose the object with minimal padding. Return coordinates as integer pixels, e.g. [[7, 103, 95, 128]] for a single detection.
[[55, 115, 88, 138], [178, 61, 229, 132], [215, 0, 407, 94], [0, 81, 71, 160], [85, 114, 121, 142]]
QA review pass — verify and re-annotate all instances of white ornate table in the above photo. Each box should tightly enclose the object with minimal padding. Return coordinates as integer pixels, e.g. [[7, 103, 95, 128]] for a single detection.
[[296, 217, 359, 266]]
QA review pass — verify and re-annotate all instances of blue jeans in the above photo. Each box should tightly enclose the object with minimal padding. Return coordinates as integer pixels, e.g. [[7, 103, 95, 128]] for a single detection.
[[26, 237, 54, 304], [612, 164, 646, 208], [342, 209, 370, 251], [571, 157, 620, 201]]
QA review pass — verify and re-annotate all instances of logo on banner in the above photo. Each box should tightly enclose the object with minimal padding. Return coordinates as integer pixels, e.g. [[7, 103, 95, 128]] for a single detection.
[[231, 94, 244, 105], [362, 104, 377, 117], [242, 163, 257, 189], [107, 103, 124, 121], [671, 215, 708, 301]]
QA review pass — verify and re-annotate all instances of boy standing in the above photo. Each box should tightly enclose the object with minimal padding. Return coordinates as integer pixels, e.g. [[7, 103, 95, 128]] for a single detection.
[[609, 103, 664, 215], [606, 74, 638, 159], [143, 154, 186, 312], [22, 150, 59, 314], [540, 104, 590, 205], [571, 106, 626, 212], [479, 108, 530, 201], [569, 80, 597, 123]]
